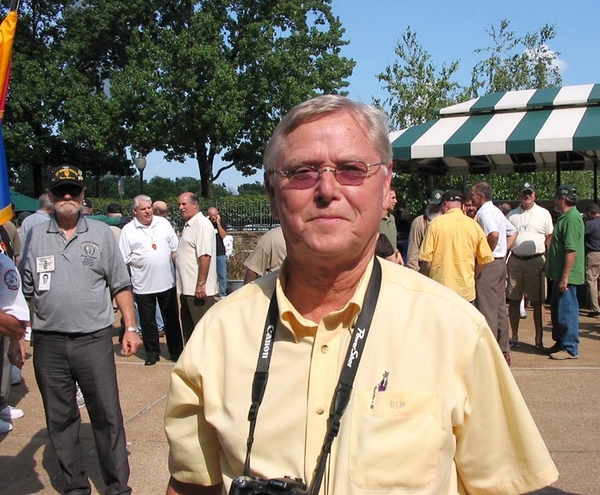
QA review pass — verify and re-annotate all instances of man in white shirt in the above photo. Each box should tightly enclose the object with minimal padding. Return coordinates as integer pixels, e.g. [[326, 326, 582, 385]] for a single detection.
[[507, 182, 553, 349], [471, 181, 517, 364], [119, 195, 182, 365], [0, 252, 28, 434]]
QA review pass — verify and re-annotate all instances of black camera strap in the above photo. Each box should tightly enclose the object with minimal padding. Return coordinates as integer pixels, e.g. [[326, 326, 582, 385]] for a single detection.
[[242, 258, 382, 495]]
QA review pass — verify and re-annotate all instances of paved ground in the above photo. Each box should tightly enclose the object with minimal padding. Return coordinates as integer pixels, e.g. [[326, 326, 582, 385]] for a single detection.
[[1, 305, 599, 494]]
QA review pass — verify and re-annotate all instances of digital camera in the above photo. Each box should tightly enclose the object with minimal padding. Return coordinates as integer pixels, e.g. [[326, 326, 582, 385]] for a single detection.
[[229, 475, 308, 495]]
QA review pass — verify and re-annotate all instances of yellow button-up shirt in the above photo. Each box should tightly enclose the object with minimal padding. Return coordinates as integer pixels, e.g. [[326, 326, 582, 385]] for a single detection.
[[165, 259, 557, 494]]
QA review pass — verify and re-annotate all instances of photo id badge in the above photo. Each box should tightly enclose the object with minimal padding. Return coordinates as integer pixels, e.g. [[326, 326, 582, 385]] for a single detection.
[[36, 255, 55, 273], [39, 272, 51, 291]]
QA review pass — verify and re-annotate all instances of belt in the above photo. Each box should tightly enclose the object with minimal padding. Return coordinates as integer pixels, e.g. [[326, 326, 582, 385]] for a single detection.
[[512, 253, 544, 261]]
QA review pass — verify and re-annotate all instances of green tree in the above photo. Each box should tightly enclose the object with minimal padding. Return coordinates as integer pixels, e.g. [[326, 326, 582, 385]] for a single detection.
[[468, 20, 562, 96], [379, 21, 563, 215], [109, 0, 354, 198], [374, 27, 463, 129], [238, 181, 267, 196], [4, 1, 353, 198], [3, 1, 140, 197]]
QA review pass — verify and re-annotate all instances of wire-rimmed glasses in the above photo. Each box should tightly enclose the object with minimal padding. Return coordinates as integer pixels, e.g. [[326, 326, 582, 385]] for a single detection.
[[270, 161, 385, 189]]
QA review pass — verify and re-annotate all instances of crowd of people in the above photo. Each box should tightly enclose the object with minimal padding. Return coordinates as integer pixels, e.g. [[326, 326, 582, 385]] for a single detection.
[[2, 94, 597, 494], [0, 168, 235, 492]]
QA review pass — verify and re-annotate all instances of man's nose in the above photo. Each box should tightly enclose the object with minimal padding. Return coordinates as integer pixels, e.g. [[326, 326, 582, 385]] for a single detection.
[[315, 167, 338, 197]]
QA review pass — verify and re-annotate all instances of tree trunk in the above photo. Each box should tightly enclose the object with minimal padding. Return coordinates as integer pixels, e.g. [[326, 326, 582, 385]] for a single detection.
[[32, 161, 44, 198], [196, 144, 215, 199]]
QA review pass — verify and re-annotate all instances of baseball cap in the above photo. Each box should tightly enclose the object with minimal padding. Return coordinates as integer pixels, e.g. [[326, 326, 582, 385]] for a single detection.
[[106, 203, 123, 214], [555, 184, 578, 202], [442, 189, 464, 202], [48, 165, 84, 191], [83, 198, 93, 209], [428, 190, 444, 205], [519, 181, 535, 193]]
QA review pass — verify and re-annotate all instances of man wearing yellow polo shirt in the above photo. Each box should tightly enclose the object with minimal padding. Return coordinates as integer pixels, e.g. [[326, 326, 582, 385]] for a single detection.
[[164, 96, 558, 495], [419, 189, 494, 303]]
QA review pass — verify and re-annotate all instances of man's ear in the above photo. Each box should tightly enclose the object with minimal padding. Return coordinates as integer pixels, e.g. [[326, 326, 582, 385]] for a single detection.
[[382, 167, 392, 209], [264, 172, 279, 219]]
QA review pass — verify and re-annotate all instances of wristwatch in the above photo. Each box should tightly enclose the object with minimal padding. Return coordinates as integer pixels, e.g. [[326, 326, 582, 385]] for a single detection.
[[125, 326, 138, 332]]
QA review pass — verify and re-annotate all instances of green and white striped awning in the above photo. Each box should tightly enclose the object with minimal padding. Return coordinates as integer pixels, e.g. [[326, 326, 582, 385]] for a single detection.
[[391, 84, 600, 175]]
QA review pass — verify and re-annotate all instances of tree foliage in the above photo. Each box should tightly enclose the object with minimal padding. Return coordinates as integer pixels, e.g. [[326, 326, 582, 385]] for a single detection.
[[4, 0, 354, 197], [374, 27, 463, 130], [468, 20, 562, 96], [107, 0, 354, 197], [377, 20, 562, 131], [238, 181, 267, 196]]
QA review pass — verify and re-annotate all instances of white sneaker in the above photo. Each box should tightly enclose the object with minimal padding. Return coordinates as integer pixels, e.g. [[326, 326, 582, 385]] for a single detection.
[[0, 405, 24, 420], [24, 326, 32, 342], [75, 385, 86, 409], [0, 418, 13, 433], [10, 365, 22, 385]]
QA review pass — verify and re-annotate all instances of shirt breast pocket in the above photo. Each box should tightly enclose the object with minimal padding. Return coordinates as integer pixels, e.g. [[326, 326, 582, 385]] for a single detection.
[[349, 391, 443, 490]]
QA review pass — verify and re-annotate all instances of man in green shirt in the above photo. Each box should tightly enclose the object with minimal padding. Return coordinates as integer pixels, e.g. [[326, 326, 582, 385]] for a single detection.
[[544, 184, 585, 359]]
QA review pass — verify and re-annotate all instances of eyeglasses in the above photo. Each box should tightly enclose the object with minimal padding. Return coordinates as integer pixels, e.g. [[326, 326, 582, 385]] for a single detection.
[[50, 184, 83, 197], [270, 161, 385, 189]]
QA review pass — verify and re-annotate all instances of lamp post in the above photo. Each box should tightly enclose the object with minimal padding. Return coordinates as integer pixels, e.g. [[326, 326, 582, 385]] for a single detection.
[[134, 154, 147, 194]]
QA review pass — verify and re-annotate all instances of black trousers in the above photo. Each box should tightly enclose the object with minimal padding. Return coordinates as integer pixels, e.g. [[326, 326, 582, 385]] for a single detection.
[[135, 286, 183, 361], [180, 294, 217, 344], [33, 329, 131, 495]]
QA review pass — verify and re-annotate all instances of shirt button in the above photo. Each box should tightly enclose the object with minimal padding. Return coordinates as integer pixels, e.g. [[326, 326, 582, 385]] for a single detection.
[[316, 407, 325, 415], [321, 345, 328, 354]]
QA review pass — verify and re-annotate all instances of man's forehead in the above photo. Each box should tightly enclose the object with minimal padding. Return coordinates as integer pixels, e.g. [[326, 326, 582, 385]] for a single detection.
[[284, 111, 375, 151]]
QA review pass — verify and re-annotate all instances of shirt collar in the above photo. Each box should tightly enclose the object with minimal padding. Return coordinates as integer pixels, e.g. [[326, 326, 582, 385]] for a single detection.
[[133, 216, 156, 229], [47, 214, 89, 235], [184, 211, 202, 228], [275, 257, 375, 341]]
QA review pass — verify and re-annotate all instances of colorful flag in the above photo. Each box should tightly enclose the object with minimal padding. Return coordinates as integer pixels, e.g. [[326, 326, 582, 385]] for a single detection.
[[0, 124, 11, 225], [0, 10, 17, 121], [0, 9, 18, 225]]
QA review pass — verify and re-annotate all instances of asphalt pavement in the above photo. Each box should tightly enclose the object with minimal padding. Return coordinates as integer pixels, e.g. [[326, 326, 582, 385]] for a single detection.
[[1, 304, 599, 494]]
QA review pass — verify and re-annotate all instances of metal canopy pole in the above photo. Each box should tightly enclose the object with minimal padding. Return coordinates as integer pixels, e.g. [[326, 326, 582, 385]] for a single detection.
[[594, 160, 598, 203]]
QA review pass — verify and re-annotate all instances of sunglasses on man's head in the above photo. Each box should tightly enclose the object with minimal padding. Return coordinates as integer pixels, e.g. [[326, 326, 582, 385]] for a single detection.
[[50, 184, 83, 197]]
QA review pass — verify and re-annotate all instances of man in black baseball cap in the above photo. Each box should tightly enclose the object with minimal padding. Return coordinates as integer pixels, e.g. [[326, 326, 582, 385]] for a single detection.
[[405, 189, 445, 270], [419, 188, 493, 303], [20, 164, 141, 492], [543, 184, 585, 359], [519, 181, 535, 194]]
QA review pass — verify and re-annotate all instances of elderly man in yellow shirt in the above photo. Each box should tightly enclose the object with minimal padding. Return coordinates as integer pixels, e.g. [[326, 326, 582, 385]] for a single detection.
[[418, 189, 494, 303], [164, 96, 558, 495]]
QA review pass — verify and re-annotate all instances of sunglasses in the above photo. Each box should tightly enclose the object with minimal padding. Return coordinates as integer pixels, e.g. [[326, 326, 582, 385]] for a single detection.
[[51, 184, 84, 197], [270, 161, 384, 189]]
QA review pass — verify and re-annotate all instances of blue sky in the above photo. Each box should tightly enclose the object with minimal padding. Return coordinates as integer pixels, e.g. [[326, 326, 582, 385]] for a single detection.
[[144, 0, 600, 190]]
